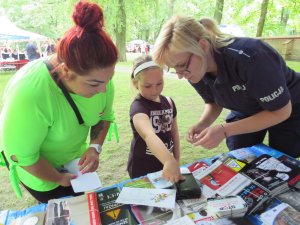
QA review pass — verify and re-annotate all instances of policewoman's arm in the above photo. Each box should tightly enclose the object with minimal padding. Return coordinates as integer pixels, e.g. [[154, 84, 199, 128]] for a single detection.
[[224, 101, 291, 138], [194, 101, 291, 149], [187, 102, 223, 143]]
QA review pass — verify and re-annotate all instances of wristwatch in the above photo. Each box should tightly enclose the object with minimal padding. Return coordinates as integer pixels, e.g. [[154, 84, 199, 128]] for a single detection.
[[89, 144, 102, 154]]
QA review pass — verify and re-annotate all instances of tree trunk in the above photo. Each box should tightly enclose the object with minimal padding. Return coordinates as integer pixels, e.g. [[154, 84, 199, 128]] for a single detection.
[[280, 7, 289, 27], [115, 0, 127, 62], [256, 0, 269, 37], [168, 0, 176, 19], [213, 0, 224, 24]]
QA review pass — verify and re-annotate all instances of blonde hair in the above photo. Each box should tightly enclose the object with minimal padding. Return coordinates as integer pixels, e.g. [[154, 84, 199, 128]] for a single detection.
[[153, 16, 234, 66], [131, 55, 162, 86]]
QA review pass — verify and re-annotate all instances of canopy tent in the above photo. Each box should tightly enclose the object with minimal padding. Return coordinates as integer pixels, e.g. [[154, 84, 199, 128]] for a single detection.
[[0, 16, 48, 41]]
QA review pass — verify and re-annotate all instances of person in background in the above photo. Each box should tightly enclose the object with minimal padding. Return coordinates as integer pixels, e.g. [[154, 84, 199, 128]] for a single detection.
[[127, 55, 184, 182], [25, 41, 39, 61], [0, 0, 118, 203], [153, 16, 300, 158], [11, 49, 18, 60]]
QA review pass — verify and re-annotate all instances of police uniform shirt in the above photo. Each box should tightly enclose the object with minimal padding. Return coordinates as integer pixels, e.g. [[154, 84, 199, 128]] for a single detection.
[[191, 38, 300, 117]]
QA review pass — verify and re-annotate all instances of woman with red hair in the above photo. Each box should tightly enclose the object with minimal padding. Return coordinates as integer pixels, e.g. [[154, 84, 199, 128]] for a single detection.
[[0, 1, 118, 202]]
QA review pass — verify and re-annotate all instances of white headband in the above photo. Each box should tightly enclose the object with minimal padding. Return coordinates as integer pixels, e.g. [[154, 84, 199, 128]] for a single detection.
[[133, 61, 160, 77]]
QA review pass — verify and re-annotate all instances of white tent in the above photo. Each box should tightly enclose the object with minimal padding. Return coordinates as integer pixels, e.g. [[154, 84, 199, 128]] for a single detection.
[[0, 16, 48, 41]]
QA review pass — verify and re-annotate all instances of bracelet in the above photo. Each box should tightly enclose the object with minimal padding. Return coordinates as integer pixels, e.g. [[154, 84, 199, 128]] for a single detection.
[[220, 124, 228, 138]]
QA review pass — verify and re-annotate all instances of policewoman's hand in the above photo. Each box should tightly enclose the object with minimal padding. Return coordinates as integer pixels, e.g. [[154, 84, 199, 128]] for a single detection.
[[78, 147, 100, 174], [193, 124, 225, 149], [186, 122, 208, 144]]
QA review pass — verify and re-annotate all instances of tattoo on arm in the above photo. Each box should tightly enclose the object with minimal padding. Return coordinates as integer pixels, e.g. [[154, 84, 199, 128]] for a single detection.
[[90, 121, 104, 140]]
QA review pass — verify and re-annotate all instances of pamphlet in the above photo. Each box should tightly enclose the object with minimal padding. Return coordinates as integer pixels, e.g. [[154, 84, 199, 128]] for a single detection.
[[260, 202, 300, 225], [64, 158, 102, 193], [116, 187, 177, 208]]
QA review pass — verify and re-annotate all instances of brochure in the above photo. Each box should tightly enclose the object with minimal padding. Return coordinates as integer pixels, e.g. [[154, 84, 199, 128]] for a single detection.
[[64, 158, 102, 193]]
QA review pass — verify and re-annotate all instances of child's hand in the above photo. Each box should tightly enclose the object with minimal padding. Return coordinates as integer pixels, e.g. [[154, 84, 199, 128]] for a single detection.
[[162, 158, 185, 183]]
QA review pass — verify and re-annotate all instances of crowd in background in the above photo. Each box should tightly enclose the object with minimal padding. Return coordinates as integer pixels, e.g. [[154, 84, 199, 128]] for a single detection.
[[0, 39, 57, 61]]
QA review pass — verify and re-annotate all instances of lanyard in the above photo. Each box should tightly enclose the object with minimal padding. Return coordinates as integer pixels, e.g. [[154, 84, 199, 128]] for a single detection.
[[44, 60, 84, 125]]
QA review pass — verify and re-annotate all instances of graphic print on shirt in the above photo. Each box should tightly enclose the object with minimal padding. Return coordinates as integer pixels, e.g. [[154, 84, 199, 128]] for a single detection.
[[150, 108, 173, 133], [144, 108, 174, 156]]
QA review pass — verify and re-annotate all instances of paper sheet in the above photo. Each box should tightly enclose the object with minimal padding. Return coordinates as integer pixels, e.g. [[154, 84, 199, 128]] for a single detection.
[[63, 158, 102, 193], [116, 187, 176, 208]]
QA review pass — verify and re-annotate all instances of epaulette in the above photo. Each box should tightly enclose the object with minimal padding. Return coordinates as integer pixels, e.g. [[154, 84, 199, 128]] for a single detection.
[[224, 46, 257, 61]]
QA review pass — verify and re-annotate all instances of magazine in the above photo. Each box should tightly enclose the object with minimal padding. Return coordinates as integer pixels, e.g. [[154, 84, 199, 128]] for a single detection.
[[146, 170, 174, 189], [276, 189, 300, 211], [194, 159, 272, 214], [45, 192, 100, 225], [96, 186, 138, 225], [0, 210, 9, 225], [241, 154, 300, 196], [5, 203, 47, 225], [131, 203, 184, 225], [196, 160, 251, 196], [116, 187, 176, 208], [260, 202, 300, 225], [123, 177, 154, 189]]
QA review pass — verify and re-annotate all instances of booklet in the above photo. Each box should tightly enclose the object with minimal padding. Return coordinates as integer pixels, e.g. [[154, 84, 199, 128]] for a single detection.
[[63, 158, 102, 193], [96, 186, 139, 225], [4, 204, 47, 225], [260, 202, 300, 225], [131, 203, 184, 225], [116, 187, 177, 208], [45, 193, 100, 225], [241, 154, 300, 196], [146, 170, 174, 189]]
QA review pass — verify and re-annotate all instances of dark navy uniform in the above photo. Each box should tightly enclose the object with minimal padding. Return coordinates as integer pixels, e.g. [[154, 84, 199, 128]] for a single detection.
[[191, 38, 300, 158]]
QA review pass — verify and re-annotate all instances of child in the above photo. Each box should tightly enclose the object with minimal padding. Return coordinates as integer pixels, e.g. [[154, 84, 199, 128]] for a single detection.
[[127, 55, 184, 183]]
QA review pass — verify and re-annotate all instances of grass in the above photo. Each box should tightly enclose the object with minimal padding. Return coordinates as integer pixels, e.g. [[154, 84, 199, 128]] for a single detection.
[[0, 59, 299, 210]]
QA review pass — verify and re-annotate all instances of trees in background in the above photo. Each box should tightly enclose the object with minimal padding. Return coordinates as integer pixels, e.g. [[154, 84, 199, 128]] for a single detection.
[[256, 0, 269, 37], [1, 0, 299, 61]]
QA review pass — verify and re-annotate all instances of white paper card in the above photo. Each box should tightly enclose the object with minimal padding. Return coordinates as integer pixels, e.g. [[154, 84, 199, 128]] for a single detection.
[[116, 187, 176, 208], [64, 158, 102, 193]]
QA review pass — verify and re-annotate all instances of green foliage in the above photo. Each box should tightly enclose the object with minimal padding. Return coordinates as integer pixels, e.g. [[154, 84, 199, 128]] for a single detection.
[[1, 0, 74, 39], [1, 0, 299, 45]]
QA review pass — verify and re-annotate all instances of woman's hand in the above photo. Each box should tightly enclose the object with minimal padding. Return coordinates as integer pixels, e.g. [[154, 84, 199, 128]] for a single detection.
[[78, 147, 100, 174], [162, 158, 185, 183], [186, 122, 208, 144], [56, 173, 77, 187], [193, 124, 226, 149]]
